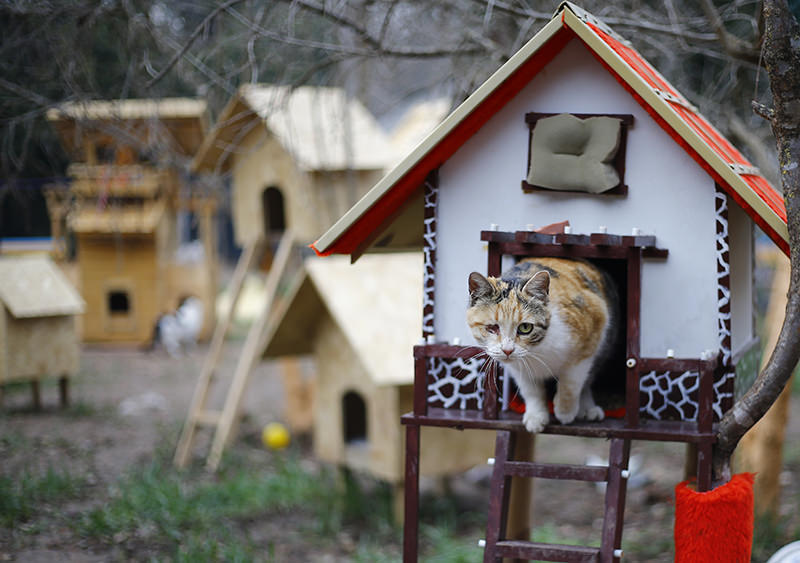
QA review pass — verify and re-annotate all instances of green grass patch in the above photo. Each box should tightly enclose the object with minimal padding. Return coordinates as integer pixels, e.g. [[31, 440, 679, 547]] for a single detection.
[[752, 511, 800, 563], [76, 452, 399, 560], [0, 466, 85, 526]]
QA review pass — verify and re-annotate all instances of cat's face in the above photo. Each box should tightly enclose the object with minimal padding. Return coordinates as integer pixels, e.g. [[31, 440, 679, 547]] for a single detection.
[[466, 270, 550, 363]]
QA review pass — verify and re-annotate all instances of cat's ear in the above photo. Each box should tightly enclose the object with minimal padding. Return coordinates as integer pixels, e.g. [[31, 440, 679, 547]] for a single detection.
[[469, 272, 495, 303], [523, 271, 550, 300]]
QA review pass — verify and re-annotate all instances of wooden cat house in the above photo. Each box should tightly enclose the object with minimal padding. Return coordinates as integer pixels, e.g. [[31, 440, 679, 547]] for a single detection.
[[260, 252, 495, 519], [0, 255, 85, 408], [312, 3, 787, 561], [47, 98, 218, 345], [191, 84, 392, 250], [175, 86, 396, 470]]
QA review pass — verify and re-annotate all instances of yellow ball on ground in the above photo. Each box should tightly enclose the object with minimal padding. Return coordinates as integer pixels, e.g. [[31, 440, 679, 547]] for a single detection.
[[262, 422, 290, 450]]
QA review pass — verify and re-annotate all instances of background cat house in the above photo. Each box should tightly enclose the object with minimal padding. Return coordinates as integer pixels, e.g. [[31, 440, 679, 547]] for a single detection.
[[312, 3, 789, 557], [191, 84, 393, 252], [260, 252, 495, 514], [0, 255, 85, 408], [173, 91, 447, 471], [46, 98, 218, 345]]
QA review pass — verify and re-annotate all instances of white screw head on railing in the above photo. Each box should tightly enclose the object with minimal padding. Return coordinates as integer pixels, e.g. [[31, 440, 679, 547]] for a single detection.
[[621, 469, 631, 479], [614, 548, 624, 558], [487, 457, 495, 465], [626, 358, 637, 369], [478, 539, 486, 547]]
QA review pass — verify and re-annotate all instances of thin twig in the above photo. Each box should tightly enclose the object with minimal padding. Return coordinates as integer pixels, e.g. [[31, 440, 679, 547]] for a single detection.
[[145, 0, 246, 89]]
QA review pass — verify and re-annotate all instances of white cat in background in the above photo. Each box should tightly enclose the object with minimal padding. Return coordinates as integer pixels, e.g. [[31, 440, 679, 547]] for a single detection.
[[150, 296, 204, 358]]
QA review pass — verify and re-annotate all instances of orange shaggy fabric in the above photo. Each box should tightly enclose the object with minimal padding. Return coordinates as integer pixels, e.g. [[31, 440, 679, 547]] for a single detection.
[[674, 473, 755, 563]]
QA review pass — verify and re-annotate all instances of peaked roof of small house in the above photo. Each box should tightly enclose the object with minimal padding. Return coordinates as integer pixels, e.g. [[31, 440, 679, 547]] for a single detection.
[[262, 252, 423, 386], [388, 98, 451, 166], [47, 97, 209, 157], [311, 2, 788, 259], [192, 84, 393, 174], [0, 256, 85, 318]]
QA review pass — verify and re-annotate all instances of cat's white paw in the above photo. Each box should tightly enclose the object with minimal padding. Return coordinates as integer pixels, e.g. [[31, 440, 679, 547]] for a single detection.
[[579, 405, 605, 422], [553, 402, 578, 425], [522, 409, 549, 433]]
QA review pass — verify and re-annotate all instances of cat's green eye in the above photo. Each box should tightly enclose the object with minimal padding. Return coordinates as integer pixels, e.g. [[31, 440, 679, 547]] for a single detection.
[[517, 322, 534, 335]]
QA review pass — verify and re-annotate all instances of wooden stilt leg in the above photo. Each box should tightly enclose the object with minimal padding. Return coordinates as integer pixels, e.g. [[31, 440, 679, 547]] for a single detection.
[[31, 380, 41, 411], [404, 424, 421, 563], [484, 430, 515, 563], [59, 376, 69, 408], [505, 430, 534, 563], [600, 438, 631, 562], [696, 440, 713, 492]]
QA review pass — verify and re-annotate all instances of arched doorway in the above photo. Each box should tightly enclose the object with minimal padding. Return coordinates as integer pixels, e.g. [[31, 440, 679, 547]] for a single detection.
[[261, 186, 286, 243], [342, 390, 367, 444]]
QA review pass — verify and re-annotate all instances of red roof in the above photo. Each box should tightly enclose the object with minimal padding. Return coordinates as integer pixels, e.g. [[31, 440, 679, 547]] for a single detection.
[[312, 2, 787, 258]]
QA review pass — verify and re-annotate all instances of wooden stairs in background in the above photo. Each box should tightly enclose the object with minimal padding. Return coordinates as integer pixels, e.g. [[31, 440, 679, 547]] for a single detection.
[[480, 431, 631, 562], [174, 230, 298, 471]]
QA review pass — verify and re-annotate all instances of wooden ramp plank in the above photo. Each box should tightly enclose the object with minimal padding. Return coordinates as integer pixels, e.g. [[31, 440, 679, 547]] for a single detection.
[[173, 237, 264, 469], [206, 230, 296, 471]]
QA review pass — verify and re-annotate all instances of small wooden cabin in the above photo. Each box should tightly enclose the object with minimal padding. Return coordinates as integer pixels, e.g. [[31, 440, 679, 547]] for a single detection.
[[191, 84, 392, 247], [312, 3, 788, 560], [261, 252, 495, 516], [0, 255, 85, 408], [47, 98, 218, 344]]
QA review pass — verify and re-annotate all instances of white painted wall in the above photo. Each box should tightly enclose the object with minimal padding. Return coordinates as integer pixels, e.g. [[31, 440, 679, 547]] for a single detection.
[[434, 38, 721, 358]]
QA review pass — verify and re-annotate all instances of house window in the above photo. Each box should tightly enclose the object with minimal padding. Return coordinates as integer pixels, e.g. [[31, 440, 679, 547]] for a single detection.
[[108, 290, 130, 315], [342, 391, 367, 444], [523, 112, 633, 196]]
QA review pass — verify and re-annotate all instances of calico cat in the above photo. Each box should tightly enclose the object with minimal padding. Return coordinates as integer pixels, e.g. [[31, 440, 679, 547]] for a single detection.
[[467, 258, 617, 433]]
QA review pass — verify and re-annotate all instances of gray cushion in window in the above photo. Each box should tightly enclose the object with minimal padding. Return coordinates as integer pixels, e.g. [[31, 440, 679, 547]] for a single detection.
[[527, 114, 622, 194]]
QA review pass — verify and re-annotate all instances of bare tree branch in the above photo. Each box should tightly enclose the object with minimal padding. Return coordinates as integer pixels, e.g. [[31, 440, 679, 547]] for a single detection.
[[145, 0, 247, 89], [712, 0, 800, 484], [698, 0, 763, 65]]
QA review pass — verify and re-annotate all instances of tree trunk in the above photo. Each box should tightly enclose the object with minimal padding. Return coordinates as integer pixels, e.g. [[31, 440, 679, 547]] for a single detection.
[[712, 0, 800, 484]]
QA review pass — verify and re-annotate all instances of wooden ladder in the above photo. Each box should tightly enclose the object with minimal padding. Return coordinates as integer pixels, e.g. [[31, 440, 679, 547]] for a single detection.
[[173, 230, 296, 471], [481, 431, 631, 563]]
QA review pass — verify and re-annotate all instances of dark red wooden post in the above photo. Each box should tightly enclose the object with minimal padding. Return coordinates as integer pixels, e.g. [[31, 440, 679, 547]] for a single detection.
[[483, 362, 499, 420], [403, 424, 421, 562], [625, 248, 642, 428]]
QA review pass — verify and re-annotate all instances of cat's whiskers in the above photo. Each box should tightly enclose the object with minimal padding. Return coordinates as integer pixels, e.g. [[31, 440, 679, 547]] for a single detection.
[[523, 352, 557, 382]]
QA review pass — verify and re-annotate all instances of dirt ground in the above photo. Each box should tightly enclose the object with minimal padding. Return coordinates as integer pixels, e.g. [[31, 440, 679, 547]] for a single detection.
[[1, 339, 799, 562]]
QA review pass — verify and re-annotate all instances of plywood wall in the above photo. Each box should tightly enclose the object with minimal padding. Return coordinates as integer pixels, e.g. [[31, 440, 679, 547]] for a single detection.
[[0, 311, 79, 382], [77, 233, 162, 344]]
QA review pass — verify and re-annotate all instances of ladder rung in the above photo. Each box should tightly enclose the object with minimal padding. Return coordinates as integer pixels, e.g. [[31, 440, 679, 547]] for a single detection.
[[193, 410, 222, 426], [503, 460, 609, 482], [495, 540, 600, 562]]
